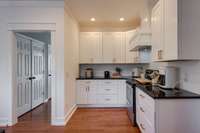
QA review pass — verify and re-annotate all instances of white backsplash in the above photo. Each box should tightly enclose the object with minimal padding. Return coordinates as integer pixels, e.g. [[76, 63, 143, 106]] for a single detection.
[[79, 64, 148, 77]]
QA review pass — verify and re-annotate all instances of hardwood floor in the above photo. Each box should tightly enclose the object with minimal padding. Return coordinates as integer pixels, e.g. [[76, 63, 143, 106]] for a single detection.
[[3, 102, 140, 133]]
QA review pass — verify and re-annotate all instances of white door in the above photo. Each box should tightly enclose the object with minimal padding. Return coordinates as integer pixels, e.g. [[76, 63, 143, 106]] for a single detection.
[[16, 34, 32, 117], [32, 41, 45, 108]]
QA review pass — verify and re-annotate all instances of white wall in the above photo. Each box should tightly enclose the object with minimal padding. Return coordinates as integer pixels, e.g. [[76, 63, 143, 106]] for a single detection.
[[0, 0, 68, 126], [177, 61, 200, 94], [63, 6, 80, 121]]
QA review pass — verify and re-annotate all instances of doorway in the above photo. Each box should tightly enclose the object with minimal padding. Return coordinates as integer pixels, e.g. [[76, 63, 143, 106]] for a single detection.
[[15, 32, 52, 118]]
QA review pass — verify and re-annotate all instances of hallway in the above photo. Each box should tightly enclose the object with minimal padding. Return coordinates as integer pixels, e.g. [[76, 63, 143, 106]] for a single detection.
[[3, 101, 140, 133]]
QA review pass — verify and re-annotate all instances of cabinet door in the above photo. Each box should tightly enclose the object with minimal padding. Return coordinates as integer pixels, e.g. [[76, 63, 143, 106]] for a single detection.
[[136, 89, 141, 126], [76, 81, 88, 104], [79, 32, 102, 63], [103, 32, 125, 63], [118, 80, 126, 104], [151, 0, 164, 61], [87, 81, 97, 104], [164, 0, 178, 60], [125, 30, 137, 63]]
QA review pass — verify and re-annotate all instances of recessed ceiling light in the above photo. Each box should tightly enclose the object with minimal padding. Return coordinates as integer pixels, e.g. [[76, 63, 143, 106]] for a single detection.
[[90, 18, 96, 22], [120, 18, 125, 21], [144, 18, 148, 22]]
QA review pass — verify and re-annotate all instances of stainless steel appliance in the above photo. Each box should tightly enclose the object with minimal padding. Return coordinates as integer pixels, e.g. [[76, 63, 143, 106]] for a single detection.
[[104, 71, 110, 79], [84, 68, 94, 78], [157, 67, 178, 88], [126, 82, 136, 126]]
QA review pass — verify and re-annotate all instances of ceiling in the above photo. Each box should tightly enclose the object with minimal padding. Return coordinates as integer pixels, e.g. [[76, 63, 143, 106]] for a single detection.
[[66, 0, 155, 29]]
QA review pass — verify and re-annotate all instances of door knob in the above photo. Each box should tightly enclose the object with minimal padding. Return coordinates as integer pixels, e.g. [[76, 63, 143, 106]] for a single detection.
[[28, 77, 36, 80]]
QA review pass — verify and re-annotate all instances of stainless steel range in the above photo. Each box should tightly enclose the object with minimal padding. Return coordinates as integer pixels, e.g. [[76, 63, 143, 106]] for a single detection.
[[126, 82, 136, 126]]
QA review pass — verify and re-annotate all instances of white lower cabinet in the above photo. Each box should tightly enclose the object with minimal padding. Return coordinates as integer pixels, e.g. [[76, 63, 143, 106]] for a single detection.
[[76, 80, 126, 106], [136, 88, 155, 133], [136, 87, 200, 133]]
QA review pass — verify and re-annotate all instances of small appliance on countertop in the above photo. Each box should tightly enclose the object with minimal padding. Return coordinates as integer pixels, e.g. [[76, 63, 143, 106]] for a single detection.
[[84, 68, 94, 79], [157, 67, 178, 89], [104, 71, 110, 79]]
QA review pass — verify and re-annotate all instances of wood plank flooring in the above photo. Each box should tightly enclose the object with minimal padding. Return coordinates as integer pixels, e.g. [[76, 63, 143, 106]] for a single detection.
[[3, 101, 140, 133]]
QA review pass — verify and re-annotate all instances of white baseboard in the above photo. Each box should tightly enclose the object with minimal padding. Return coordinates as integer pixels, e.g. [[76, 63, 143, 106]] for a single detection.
[[51, 105, 77, 126], [44, 97, 51, 103], [77, 104, 127, 108], [0, 117, 12, 126], [64, 105, 77, 125]]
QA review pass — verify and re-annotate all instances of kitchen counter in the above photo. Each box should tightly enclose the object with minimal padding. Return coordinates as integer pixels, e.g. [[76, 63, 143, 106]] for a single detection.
[[126, 78, 200, 99], [77, 77, 200, 99], [76, 76, 133, 80]]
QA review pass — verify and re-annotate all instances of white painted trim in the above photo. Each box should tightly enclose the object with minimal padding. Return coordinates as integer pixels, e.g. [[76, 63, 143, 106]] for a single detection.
[[77, 104, 128, 108], [51, 105, 77, 126], [0, 1, 64, 7], [6, 23, 57, 126], [8, 23, 56, 31], [64, 105, 77, 125], [0, 117, 12, 126]]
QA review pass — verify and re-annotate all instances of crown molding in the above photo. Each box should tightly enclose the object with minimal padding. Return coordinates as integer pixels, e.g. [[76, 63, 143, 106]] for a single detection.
[[0, 0, 65, 7]]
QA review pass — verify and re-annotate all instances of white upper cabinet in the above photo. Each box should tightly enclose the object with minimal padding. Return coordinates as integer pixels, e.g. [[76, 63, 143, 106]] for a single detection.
[[102, 32, 125, 63], [163, 0, 178, 60], [152, 0, 200, 61], [151, 0, 164, 61], [79, 32, 102, 63], [79, 31, 150, 64]]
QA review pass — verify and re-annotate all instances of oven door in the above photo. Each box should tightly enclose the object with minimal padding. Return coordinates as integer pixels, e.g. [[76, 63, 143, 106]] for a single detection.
[[126, 83, 135, 125]]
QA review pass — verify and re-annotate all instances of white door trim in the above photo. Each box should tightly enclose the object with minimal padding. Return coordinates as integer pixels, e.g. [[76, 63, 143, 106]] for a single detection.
[[9, 23, 56, 126]]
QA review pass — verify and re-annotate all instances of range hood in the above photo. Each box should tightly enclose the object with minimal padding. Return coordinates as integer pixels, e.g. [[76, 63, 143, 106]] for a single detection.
[[129, 27, 152, 51]]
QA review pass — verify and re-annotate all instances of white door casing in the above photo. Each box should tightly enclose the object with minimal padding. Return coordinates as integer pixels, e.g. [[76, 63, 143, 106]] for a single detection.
[[16, 34, 32, 117], [32, 40, 45, 109], [48, 46, 52, 99]]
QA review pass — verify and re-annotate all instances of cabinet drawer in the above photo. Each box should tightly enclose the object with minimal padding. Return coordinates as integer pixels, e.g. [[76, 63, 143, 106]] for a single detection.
[[101, 80, 117, 86], [136, 88, 155, 127], [96, 95, 118, 104], [139, 113, 154, 133], [137, 88, 155, 109], [97, 87, 118, 94]]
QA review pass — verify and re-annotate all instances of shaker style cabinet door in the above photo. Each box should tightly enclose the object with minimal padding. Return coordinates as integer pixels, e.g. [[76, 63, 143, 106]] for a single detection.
[[163, 0, 178, 60], [102, 32, 125, 63], [79, 32, 102, 64], [76, 81, 88, 104], [151, 0, 164, 61]]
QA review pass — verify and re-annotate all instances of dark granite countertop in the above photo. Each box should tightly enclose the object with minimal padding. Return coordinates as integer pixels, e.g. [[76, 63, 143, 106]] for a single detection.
[[76, 76, 133, 80], [126, 79, 200, 99]]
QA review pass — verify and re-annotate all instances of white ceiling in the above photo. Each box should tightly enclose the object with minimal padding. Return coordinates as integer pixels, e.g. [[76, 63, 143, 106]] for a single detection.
[[66, 0, 154, 28]]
